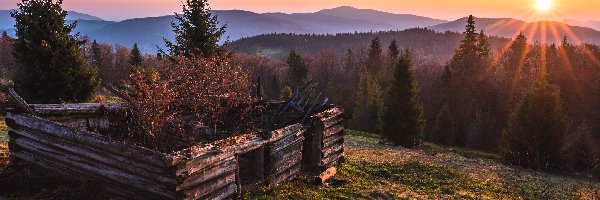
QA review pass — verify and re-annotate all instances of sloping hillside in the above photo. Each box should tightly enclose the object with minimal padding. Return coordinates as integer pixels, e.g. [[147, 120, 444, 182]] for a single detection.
[[246, 130, 600, 199], [0, 126, 599, 198]]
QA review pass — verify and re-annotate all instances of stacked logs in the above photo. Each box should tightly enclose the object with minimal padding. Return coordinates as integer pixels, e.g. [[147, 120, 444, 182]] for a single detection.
[[6, 109, 310, 199], [304, 106, 345, 169], [265, 124, 305, 186]]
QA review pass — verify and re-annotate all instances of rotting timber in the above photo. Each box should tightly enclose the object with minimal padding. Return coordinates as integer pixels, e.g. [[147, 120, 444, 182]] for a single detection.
[[4, 89, 345, 200]]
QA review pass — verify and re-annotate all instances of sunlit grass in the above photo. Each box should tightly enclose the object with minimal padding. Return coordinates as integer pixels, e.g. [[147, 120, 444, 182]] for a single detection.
[[244, 130, 600, 199], [0, 116, 8, 167]]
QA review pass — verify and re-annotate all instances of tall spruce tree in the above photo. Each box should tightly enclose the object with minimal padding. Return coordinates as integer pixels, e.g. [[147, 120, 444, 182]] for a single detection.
[[12, 0, 99, 103], [91, 40, 102, 69], [287, 50, 308, 88], [380, 51, 425, 147], [352, 70, 383, 133], [130, 43, 143, 66], [388, 39, 400, 64], [163, 0, 227, 58], [500, 76, 567, 171], [367, 37, 384, 73]]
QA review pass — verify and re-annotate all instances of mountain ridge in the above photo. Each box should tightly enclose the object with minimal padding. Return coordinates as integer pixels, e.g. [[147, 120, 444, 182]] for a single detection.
[[2, 7, 600, 53]]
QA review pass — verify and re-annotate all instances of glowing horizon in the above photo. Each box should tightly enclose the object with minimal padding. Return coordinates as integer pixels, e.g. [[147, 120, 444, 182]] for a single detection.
[[0, 0, 598, 22]]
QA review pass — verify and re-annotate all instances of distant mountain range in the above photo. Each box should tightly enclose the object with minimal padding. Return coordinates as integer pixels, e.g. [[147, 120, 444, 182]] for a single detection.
[[1, 6, 600, 53], [429, 17, 600, 44]]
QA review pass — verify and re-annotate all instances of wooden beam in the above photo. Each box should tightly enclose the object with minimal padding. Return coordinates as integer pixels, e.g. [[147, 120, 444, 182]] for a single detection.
[[7, 88, 34, 114]]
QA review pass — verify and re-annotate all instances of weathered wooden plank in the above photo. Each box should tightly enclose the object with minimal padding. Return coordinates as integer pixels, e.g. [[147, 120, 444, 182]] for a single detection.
[[176, 157, 236, 191], [270, 151, 303, 175], [12, 136, 175, 199], [271, 129, 304, 152], [321, 151, 344, 167], [30, 103, 126, 115], [268, 163, 301, 186], [323, 124, 344, 138], [322, 131, 344, 149], [6, 112, 168, 167], [322, 117, 343, 129], [267, 124, 304, 142], [322, 142, 343, 160], [7, 88, 34, 113], [176, 153, 234, 177], [11, 149, 156, 200], [183, 172, 236, 200], [201, 183, 237, 200], [272, 141, 303, 160], [273, 135, 304, 154], [12, 128, 173, 182], [314, 107, 343, 122]]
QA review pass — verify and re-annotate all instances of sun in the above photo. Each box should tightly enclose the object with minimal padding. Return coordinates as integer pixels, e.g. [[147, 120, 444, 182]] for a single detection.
[[536, 0, 553, 11]]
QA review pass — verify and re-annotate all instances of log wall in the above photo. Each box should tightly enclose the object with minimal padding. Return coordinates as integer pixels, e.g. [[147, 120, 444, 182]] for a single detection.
[[6, 112, 176, 199], [303, 106, 345, 170], [5, 102, 344, 199], [265, 124, 305, 186]]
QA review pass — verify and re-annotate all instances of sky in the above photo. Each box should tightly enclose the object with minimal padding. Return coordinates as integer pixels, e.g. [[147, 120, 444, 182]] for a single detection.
[[0, 0, 599, 22]]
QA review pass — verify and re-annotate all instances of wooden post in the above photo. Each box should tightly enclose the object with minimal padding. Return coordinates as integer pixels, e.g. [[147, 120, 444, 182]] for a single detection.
[[234, 154, 242, 198], [7, 88, 34, 114]]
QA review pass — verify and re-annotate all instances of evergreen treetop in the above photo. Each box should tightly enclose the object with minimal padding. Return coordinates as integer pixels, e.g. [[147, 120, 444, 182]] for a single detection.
[[287, 50, 308, 88], [130, 43, 143, 66], [380, 50, 425, 148], [388, 39, 400, 62], [163, 0, 227, 58], [12, 0, 99, 103], [367, 37, 384, 72]]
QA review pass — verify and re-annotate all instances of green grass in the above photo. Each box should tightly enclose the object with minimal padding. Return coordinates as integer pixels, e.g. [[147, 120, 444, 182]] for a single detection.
[[0, 115, 8, 167], [244, 130, 600, 199]]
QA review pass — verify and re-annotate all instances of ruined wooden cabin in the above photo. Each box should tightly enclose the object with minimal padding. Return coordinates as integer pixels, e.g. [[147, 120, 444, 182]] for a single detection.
[[5, 100, 345, 199]]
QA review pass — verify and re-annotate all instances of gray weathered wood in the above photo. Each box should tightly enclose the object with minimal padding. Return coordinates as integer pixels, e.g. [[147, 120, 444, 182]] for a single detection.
[[183, 172, 236, 200], [176, 157, 236, 191], [322, 131, 344, 149], [7, 112, 168, 167], [7, 88, 34, 114], [323, 124, 344, 138], [322, 142, 343, 160]]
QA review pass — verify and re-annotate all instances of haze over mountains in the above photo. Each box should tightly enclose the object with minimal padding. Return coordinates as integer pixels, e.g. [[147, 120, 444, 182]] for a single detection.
[[1, 6, 600, 53]]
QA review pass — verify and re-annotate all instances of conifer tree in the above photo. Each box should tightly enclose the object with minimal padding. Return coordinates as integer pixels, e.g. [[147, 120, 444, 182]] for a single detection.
[[431, 104, 455, 145], [367, 37, 384, 72], [163, 0, 227, 58], [476, 30, 491, 59], [12, 0, 99, 103], [130, 43, 143, 66], [388, 39, 400, 64], [287, 50, 308, 88], [380, 51, 424, 147], [500, 76, 567, 171], [352, 70, 383, 133], [91, 40, 102, 69]]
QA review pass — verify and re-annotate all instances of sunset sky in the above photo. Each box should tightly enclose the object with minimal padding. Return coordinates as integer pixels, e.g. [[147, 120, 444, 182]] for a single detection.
[[0, 0, 598, 21]]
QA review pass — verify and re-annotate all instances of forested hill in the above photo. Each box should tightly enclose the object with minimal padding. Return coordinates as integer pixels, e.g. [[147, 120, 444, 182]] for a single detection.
[[430, 17, 600, 44], [229, 28, 510, 61]]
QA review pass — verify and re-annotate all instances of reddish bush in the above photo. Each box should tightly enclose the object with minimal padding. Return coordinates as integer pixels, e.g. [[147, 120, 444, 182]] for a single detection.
[[124, 67, 176, 147], [169, 55, 252, 130]]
